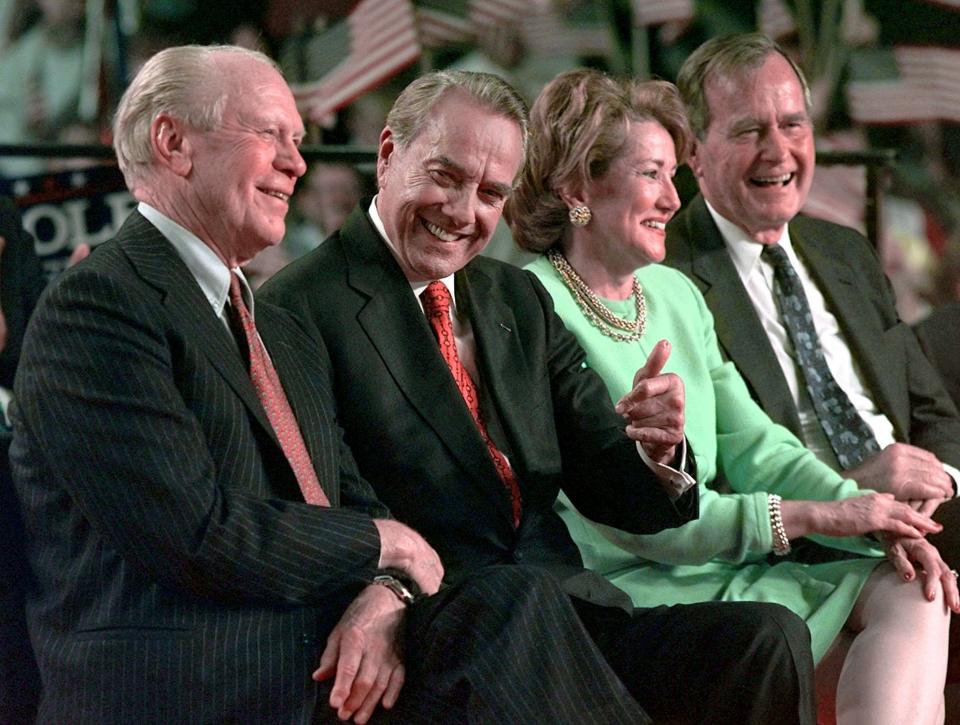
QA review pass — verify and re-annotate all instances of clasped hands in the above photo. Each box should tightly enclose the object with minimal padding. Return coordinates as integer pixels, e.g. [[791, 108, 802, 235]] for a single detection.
[[314, 519, 443, 723], [844, 442, 954, 517]]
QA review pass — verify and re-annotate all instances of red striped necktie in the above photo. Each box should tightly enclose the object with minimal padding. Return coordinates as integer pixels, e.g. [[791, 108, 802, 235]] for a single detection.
[[228, 273, 330, 506], [420, 281, 522, 527]]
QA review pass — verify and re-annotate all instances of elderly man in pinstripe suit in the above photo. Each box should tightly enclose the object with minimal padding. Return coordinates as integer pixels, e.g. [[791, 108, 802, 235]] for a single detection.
[[8, 45, 681, 725]]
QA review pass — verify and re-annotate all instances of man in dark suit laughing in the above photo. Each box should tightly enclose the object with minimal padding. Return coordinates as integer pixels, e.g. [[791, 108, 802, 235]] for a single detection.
[[261, 68, 817, 725], [11, 45, 679, 725]]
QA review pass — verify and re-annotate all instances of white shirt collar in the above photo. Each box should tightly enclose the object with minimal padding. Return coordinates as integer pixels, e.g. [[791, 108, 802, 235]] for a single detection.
[[137, 201, 252, 316], [703, 198, 796, 282], [368, 196, 458, 313]]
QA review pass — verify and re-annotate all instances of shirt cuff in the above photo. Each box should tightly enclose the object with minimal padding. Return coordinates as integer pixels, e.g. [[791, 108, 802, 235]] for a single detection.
[[636, 438, 697, 500], [943, 462, 960, 498], [0, 387, 12, 428]]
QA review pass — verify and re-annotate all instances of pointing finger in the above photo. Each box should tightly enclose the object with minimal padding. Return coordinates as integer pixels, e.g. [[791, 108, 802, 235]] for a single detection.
[[633, 339, 671, 386]]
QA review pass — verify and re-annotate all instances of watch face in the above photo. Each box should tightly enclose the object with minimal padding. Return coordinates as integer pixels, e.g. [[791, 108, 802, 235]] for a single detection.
[[373, 575, 414, 604]]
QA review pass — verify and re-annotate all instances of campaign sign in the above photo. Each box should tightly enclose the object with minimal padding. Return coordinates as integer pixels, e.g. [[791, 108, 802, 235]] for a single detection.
[[0, 165, 136, 280]]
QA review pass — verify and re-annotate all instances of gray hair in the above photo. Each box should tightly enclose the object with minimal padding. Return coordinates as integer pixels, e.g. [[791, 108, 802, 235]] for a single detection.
[[384, 70, 529, 174], [113, 44, 279, 188], [677, 32, 812, 139]]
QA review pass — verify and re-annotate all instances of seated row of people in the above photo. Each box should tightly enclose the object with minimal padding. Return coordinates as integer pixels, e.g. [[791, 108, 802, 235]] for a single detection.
[[6, 32, 960, 725]]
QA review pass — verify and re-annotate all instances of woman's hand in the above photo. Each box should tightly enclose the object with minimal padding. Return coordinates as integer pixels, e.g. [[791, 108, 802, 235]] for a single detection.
[[882, 535, 960, 613], [779, 493, 943, 541]]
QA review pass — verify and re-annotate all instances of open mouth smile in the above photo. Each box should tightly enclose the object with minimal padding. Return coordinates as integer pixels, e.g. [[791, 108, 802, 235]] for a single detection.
[[423, 219, 465, 242], [750, 172, 794, 188]]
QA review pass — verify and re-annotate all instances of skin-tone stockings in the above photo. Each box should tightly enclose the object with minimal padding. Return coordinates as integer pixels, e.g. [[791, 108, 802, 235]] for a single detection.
[[815, 563, 949, 725]]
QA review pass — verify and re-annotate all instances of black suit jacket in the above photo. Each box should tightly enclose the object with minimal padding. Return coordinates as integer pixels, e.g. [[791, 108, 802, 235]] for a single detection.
[[0, 197, 46, 723], [916, 301, 960, 412], [260, 204, 696, 610], [665, 194, 960, 470], [10, 211, 388, 724], [0, 196, 45, 390]]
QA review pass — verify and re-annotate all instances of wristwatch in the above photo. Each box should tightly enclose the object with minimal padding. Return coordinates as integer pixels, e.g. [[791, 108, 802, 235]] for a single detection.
[[372, 574, 417, 605]]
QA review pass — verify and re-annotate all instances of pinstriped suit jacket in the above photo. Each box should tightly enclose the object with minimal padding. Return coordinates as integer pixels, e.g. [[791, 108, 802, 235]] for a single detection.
[[10, 211, 388, 724]]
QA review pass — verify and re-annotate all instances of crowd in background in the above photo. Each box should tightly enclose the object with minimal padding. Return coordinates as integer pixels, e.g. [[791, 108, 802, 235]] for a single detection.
[[1, 0, 959, 316]]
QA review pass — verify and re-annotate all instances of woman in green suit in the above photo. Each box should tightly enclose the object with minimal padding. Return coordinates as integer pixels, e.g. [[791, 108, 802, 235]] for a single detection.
[[507, 68, 956, 725]]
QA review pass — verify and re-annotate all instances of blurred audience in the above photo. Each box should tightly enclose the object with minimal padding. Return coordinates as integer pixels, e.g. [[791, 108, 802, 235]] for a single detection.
[[284, 162, 365, 258], [0, 0, 89, 178]]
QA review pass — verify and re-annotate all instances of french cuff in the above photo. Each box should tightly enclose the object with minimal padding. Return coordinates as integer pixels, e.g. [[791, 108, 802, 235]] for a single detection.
[[943, 462, 960, 498], [636, 438, 696, 501]]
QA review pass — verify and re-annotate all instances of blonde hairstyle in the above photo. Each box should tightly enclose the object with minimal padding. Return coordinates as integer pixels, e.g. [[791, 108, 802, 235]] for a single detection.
[[113, 44, 280, 188], [677, 32, 811, 139], [507, 68, 691, 253]]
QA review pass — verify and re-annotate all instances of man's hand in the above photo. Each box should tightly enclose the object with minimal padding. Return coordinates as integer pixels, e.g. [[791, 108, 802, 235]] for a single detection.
[[614, 340, 684, 465], [907, 498, 947, 518], [373, 519, 444, 595], [882, 535, 960, 612], [314, 584, 407, 723], [844, 443, 953, 501]]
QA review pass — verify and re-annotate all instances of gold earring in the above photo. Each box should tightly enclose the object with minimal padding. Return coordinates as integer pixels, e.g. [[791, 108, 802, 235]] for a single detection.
[[568, 205, 591, 227]]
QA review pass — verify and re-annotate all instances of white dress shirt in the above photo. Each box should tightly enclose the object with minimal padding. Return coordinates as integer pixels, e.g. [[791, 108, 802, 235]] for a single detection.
[[705, 200, 959, 489], [138, 202, 254, 327]]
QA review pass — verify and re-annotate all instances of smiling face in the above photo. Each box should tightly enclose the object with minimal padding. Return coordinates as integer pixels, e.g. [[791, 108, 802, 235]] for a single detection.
[[375, 89, 524, 282], [688, 52, 814, 244], [183, 56, 306, 265], [579, 121, 680, 273]]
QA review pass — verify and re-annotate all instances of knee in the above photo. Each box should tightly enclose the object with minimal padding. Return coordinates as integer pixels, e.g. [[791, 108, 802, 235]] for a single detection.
[[446, 564, 569, 612]]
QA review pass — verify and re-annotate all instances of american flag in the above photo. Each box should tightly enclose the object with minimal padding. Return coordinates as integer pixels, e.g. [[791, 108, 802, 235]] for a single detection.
[[521, 4, 614, 59], [631, 0, 694, 26], [415, 0, 539, 49], [803, 133, 868, 233], [416, 0, 475, 49], [291, 0, 421, 125], [757, 0, 796, 40], [847, 45, 960, 124], [470, 0, 529, 29]]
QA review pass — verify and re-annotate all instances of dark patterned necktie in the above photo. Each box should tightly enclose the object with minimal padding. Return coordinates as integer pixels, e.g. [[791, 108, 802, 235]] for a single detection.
[[421, 281, 522, 527], [762, 243, 880, 469], [228, 273, 330, 506]]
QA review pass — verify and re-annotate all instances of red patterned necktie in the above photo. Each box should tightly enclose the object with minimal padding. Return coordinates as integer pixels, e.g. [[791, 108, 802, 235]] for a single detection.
[[420, 281, 522, 527], [228, 273, 330, 506]]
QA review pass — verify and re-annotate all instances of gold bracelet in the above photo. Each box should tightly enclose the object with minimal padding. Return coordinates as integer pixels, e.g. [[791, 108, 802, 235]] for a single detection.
[[768, 494, 791, 556]]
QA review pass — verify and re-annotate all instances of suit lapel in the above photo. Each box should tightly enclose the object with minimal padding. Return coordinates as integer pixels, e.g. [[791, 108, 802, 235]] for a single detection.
[[683, 197, 804, 436], [791, 227, 904, 436], [341, 210, 501, 492], [457, 267, 529, 461], [118, 211, 280, 448]]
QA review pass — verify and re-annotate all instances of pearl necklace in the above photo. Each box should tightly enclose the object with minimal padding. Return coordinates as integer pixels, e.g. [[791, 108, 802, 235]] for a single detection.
[[547, 248, 646, 343]]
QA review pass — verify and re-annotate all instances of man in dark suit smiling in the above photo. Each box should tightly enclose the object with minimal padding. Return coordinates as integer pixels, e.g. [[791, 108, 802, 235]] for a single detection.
[[664, 32, 960, 562], [664, 32, 960, 694], [12, 45, 678, 725], [261, 69, 817, 725]]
